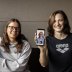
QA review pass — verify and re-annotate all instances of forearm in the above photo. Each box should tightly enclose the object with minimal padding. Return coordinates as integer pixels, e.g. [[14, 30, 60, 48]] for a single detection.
[[0, 57, 19, 71], [39, 47, 48, 67], [6, 50, 31, 71], [0, 53, 29, 72]]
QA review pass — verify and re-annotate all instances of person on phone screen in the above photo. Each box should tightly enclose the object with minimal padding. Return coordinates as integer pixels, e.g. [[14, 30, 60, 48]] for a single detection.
[[34, 10, 72, 72], [0, 18, 32, 72], [36, 32, 44, 45]]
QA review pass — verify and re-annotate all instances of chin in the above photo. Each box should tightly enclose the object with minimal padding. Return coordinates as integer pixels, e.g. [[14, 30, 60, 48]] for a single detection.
[[11, 36, 17, 38]]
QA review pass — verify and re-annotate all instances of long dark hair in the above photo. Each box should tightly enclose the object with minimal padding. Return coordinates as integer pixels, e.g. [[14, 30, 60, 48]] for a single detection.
[[47, 10, 71, 36], [1, 18, 28, 53]]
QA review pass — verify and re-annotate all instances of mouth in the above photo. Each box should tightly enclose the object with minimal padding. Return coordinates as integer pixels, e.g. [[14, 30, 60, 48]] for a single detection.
[[11, 32, 17, 36], [54, 26, 61, 29], [56, 27, 61, 29]]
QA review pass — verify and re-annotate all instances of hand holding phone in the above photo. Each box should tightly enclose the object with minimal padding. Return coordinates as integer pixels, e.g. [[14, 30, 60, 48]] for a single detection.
[[36, 29, 45, 46]]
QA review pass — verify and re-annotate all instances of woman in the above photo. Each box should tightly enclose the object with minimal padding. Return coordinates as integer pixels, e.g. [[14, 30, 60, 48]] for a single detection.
[[0, 18, 32, 72], [36, 10, 72, 72]]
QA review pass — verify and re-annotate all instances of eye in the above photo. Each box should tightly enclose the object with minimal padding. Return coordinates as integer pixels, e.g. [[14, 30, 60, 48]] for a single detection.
[[8, 26, 20, 31], [8, 26, 14, 29], [59, 18, 64, 21]]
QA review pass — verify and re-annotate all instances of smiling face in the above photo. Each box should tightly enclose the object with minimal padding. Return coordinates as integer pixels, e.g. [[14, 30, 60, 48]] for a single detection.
[[7, 21, 20, 41], [53, 13, 64, 33]]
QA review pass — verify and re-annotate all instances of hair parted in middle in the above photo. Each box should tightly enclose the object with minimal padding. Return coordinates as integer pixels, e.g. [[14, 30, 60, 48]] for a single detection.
[[47, 10, 71, 36]]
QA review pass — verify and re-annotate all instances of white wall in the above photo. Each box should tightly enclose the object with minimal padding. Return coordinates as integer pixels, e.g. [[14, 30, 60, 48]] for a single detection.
[[0, 0, 72, 47]]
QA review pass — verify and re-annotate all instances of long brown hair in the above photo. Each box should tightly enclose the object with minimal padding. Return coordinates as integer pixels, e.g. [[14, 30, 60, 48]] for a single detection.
[[47, 10, 71, 36], [1, 18, 27, 53]]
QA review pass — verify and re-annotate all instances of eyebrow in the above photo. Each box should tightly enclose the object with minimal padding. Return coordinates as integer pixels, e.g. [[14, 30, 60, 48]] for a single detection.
[[8, 26, 19, 27]]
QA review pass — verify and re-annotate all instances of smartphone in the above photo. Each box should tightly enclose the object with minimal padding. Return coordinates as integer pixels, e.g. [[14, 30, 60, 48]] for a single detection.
[[36, 29, 45, 46]]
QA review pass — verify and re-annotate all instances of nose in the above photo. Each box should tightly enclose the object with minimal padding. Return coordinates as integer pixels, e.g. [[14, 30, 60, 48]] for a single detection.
[[56, 21, 61, 26], [56, 21, 59, 25]]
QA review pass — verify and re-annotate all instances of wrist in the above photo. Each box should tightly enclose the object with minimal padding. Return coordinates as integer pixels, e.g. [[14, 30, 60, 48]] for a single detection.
[[40, 48, 46, 53]]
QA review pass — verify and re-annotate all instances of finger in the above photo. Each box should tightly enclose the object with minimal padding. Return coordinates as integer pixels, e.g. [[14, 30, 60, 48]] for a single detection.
[[34, 33, 37, 41]]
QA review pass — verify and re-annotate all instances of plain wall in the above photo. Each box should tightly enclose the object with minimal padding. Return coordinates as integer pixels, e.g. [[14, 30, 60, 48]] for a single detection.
[[0, 0, 72, 47]]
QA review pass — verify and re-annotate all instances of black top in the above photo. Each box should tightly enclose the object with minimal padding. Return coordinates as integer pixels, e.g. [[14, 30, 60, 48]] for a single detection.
[[46, 33, 72, 72]]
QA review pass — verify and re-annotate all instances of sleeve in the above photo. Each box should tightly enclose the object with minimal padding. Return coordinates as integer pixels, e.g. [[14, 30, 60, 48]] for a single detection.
[[0, 37, 19, 71], [0, 47, 19, 71], [0, 37, 7, 68], [0, 53, 5, 66], [6, 41, 32, 71]]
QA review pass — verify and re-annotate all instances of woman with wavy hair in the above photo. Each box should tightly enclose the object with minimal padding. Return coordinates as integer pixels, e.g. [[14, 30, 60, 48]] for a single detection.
[[0, 18, 31, 72], [35, 10, 72, 72]]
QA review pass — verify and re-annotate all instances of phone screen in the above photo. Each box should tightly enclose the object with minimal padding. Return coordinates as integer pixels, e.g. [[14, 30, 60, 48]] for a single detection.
[[36, 29, 45, 46]]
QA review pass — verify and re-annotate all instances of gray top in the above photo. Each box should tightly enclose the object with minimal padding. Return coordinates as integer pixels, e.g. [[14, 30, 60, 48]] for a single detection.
[[0, 37, 32, 72]]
